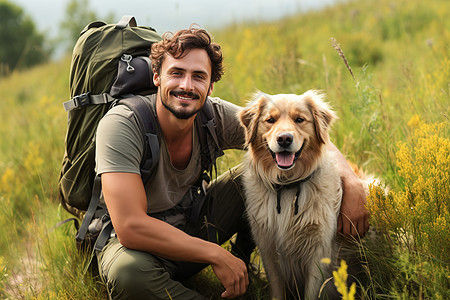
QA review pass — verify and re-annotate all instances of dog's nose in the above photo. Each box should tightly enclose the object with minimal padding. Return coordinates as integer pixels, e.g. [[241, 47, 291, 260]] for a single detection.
[[277, 133, 293, 148]]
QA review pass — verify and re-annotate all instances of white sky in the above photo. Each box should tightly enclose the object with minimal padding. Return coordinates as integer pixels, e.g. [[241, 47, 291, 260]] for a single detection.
[[14, 0, 339, 36]]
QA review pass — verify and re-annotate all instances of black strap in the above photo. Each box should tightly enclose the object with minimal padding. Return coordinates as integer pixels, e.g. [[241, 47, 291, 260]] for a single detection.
[[293, 186, 302, 215], [54, 217, 79, 231], [79, 95, 158, 252], [119, 95, 160, 185], [197, 98, 223, 174], [94, 219, 114, 251], [276, 189, 282, 214], [274, 173, 314, 215], [63, 92, 116, 111], [84, 217, 113, 274], [76, 175, 102, 242]]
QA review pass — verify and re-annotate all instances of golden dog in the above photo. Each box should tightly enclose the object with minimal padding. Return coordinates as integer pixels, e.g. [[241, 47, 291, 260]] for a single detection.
[[239, 90, 359, 299]]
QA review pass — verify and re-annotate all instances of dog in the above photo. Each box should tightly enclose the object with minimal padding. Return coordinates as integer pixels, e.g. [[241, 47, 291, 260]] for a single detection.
[[239, 90, 367, 299]]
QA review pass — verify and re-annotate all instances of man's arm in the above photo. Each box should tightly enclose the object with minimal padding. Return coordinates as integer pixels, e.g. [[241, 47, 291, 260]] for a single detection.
[[101, 172, 249, 298], [327, 143, 370, 237]]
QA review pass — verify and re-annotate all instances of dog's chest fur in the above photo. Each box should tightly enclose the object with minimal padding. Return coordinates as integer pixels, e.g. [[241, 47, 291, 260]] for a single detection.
[[242, 151, 342, 267]]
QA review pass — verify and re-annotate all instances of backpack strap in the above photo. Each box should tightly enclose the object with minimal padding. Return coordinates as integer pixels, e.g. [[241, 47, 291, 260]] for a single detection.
[[119, 95, 160, 185], [197, 98, 224, 173], [77, 95, 158, 253], [120, 95, 221, 179], [78, 96, 219, 248], [116, 15, 137, 29], [75, 175, 102, 243], [63, 92, 116, 112]]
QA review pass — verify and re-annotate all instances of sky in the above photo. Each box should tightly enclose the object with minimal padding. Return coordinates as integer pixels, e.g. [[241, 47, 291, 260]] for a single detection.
[[14, 0, 340, 37]]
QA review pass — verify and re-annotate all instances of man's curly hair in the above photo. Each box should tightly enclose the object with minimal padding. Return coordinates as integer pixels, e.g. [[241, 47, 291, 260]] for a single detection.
[[150, 25, 224, 83]]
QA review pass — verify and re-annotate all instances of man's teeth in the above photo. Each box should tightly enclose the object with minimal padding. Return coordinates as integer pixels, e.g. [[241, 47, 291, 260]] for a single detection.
[[177, 95, 193, 100]]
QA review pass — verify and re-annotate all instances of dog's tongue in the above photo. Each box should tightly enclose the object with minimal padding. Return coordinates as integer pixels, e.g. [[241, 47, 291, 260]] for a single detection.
[[276, 152, 295, 167]]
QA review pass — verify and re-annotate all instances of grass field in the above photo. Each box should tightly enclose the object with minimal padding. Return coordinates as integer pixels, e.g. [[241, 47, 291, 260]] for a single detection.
[[0, 0, 448, 298]]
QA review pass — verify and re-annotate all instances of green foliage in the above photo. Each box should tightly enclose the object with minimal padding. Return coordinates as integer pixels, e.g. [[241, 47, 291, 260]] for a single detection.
[[58, 0, 98, 52], [0, 59, 69, 263], [367, 119, 450, 299], [0, 0, 51, 76], [0, 0, 449, 298], [0, 256, 6, 297], [57, 0, 116, 54]]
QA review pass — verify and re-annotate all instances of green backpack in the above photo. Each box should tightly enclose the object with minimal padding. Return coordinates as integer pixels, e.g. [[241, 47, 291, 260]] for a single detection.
[[57, 16, 224, 251], [58, 16, 161, 219]]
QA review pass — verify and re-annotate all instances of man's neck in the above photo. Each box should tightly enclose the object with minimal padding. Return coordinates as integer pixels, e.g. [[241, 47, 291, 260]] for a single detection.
[[155, 95, 196, 169]]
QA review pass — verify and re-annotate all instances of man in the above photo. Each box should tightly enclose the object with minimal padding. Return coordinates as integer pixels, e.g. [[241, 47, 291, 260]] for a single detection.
[[95, 26, 369, 299]]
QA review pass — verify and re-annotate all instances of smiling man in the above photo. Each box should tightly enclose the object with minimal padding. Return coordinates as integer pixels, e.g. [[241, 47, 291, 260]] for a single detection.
[[95, 27, 252, 300], [94, 26, 369, 300]]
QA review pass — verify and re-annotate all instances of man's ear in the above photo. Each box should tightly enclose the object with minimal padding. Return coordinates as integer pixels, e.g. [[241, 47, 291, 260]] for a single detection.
[[208, 82, 214, 96], [153, 69, 160, 87]]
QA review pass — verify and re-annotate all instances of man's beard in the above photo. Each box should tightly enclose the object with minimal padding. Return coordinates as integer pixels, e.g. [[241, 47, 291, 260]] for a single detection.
[[161, 91, 203, 120]]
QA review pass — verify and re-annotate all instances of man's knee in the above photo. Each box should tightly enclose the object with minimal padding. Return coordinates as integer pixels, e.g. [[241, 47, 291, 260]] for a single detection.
[[102, 248, 171, 299]]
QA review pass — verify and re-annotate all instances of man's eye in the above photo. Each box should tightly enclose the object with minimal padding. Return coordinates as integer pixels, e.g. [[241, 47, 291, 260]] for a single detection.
[[295, 117, 305, 123], [266, 117, 275, 123]]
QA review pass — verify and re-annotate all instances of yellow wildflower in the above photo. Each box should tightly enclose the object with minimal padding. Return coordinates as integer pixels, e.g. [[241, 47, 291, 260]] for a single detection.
[[23, 141, 44, 175], [333, 260, 356, 300]]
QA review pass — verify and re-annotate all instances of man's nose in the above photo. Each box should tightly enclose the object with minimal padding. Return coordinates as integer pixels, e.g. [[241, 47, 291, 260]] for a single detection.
[[180, 75, 193, 91]]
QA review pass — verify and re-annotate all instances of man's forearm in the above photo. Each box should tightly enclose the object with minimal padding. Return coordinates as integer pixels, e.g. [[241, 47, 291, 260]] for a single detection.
[[327, 142, 370, 236], [101, 172, 222, 264], [116, 214, 223, 264]]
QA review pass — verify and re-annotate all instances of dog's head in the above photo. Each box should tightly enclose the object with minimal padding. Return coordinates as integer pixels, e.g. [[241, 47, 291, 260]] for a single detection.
[[239, 90, 337, 183]]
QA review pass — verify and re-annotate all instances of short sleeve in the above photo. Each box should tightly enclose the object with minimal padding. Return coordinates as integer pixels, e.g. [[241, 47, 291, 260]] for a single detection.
[[208, 97, 245, 150], [95, 105, 144, 175]]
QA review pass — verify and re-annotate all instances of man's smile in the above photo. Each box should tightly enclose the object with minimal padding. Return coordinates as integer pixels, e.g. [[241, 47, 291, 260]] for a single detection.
[[171, 90, 200, 101]]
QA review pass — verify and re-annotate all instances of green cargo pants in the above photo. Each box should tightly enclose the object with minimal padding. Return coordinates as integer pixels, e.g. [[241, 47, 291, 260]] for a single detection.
[[96, 165, 254, 300]]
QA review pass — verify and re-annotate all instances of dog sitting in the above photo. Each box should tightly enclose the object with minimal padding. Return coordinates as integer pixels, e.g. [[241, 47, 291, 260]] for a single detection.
[[239, 90, 363, 299]]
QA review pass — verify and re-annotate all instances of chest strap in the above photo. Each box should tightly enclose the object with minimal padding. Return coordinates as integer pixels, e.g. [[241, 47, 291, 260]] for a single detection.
[[274, 173, 314, 215]]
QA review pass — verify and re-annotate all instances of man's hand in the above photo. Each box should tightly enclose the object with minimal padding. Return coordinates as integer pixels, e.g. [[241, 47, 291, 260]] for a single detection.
[[327, 142, 370, 238], [210, 246, 249, 298], [338, 174, 370, 237]]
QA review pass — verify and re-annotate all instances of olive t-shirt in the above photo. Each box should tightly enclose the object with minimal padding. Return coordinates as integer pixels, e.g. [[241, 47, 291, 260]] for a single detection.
[[95, 94, 244, 214]]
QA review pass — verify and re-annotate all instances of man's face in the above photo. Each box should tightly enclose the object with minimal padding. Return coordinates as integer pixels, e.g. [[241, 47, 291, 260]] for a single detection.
[[153, 48, 213, 119]]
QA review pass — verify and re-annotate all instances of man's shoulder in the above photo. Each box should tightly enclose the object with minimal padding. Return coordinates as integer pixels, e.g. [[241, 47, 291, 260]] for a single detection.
[[207, 96, 241, 109], [206, 96, 242, 118], [204, 96, 245, 150], [102, 95, 156, 124]]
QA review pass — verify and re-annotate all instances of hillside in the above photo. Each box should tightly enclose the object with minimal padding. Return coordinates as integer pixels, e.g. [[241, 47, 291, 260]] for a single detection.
[[0, 0, 448, 298]]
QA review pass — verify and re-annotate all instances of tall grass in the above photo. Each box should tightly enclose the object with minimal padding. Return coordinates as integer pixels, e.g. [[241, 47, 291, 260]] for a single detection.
[[0, 0, 449, 298]]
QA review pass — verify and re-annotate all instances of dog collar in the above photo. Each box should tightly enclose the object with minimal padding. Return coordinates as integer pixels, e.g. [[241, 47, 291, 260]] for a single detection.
[[274, 173, 314, 215]]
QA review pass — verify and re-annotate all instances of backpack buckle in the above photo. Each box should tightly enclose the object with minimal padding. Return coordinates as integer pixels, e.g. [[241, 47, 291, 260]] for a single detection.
[[74, 92, 91, 108]]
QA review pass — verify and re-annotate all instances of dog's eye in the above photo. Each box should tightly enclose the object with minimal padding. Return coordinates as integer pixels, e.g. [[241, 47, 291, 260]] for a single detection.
[[266, 117, 275, 124], [295, 117, 305, 123]]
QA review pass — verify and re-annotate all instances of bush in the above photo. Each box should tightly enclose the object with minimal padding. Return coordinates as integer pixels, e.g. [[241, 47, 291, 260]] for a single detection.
[[367, 117, 450, 298], [0, 0, 50, 76]]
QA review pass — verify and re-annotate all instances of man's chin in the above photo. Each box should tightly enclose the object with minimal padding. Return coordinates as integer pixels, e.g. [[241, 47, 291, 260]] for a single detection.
[[173, 110, 198, 120], [163, 101, 199, 119]]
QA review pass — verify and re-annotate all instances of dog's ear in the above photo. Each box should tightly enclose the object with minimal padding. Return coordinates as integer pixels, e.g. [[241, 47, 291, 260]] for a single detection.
[[304, 91, 337, 144], [239, 94, 268, 145]]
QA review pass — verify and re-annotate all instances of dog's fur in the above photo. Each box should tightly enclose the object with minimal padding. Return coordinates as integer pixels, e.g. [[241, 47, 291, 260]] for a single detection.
[[239, 90, 362, 299]]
